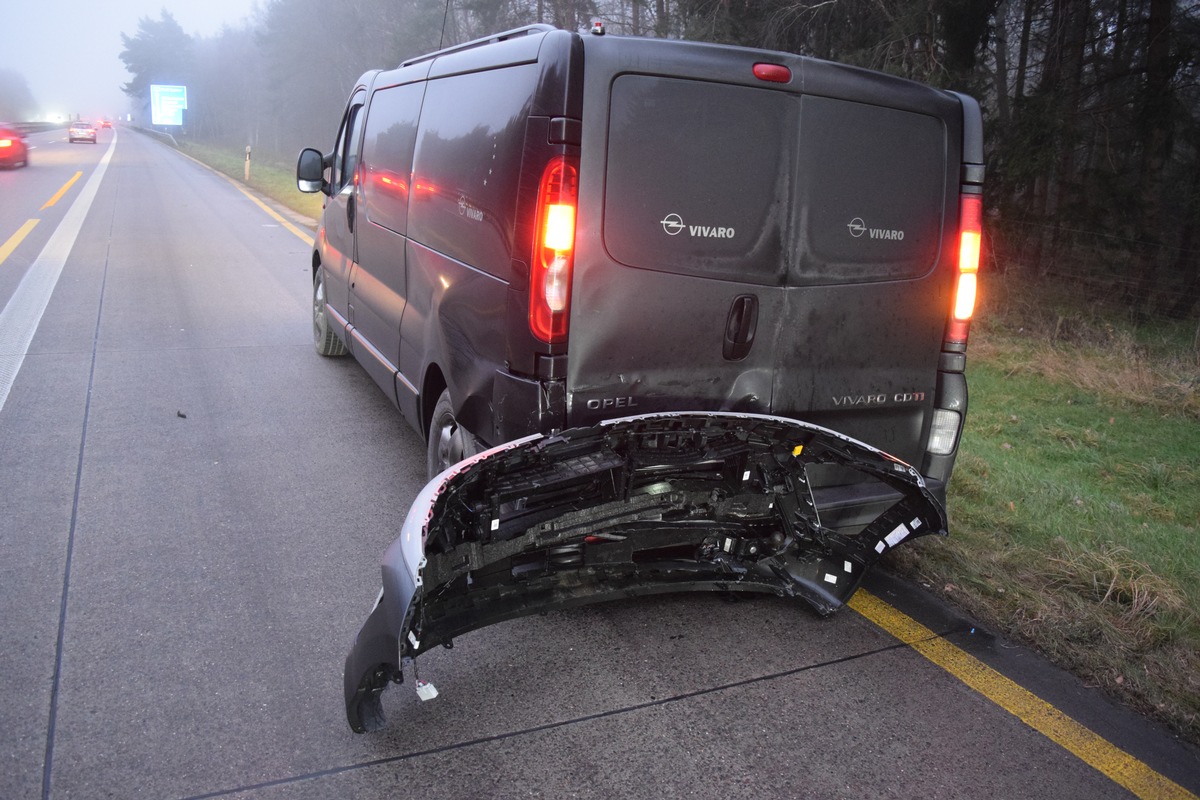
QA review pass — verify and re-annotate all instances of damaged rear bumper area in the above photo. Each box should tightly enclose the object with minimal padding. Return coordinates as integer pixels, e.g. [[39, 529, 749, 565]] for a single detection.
[[344, 412, 947, 732]]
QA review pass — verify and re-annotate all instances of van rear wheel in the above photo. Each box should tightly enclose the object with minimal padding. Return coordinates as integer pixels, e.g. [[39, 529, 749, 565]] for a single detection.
[[313, 266, 347, 356], [427, 389, 479, 479]]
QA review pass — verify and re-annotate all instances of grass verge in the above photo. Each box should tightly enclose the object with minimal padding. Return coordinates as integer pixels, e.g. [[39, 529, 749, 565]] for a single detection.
[[889, 273, 1200, 744], [177, 141, 325, 222]]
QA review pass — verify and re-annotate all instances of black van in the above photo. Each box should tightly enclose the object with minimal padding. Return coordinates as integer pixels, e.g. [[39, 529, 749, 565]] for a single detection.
[[297, 23, 984, 533]]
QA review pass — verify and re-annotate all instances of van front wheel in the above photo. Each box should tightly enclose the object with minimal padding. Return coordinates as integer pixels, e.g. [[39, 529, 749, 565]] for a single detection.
[[427, 389, 479, 479], [313, 266, 347, 356]]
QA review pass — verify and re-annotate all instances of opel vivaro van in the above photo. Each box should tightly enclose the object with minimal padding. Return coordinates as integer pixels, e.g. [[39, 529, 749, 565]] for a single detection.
[[297, 23, 983, 538]]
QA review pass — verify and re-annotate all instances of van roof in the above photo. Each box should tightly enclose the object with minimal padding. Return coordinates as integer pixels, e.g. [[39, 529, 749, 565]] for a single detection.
[[400, 24, 556, 68]]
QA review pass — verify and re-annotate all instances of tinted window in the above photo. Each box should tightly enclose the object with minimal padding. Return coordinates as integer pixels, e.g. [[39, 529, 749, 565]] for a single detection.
[[407, 64, 537, 276], [333, 92, 366, 192], [604, 76, 791, 285], [604, 77, 948, 286], [794, 95, 946, 283], [362, 82, 425, 236]]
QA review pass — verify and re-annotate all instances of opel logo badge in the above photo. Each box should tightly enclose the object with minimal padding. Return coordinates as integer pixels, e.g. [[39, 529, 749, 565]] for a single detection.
[[660, 213, 685, 235]]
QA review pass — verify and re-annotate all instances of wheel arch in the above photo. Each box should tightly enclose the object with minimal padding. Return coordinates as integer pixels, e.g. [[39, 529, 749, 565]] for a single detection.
[[420, 365, 447, 441]]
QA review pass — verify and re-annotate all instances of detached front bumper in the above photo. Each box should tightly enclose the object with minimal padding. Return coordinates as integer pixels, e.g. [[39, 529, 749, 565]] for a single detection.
[[344, 412, 947, 732]]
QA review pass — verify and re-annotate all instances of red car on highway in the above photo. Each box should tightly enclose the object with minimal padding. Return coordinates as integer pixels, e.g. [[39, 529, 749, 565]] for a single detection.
[[0, 123, 28, 168]]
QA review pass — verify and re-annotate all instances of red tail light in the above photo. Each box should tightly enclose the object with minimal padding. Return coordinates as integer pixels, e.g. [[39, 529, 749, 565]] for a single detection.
[[530, 156, 578, 344], [946, 193, 982, 346]]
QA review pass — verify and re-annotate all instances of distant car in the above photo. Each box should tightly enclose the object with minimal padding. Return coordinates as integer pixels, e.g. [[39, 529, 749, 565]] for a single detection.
[[100, 119, 112, 128], [68, 121, 97, 144], [0, 124, 28, 168]]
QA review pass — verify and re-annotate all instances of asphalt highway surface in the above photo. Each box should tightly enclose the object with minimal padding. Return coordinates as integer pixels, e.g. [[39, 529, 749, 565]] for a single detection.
[[1, 127, 1198, 799]]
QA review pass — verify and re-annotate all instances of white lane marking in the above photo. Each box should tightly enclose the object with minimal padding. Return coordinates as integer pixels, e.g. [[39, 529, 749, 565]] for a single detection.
[[0, 132, 118, 414]]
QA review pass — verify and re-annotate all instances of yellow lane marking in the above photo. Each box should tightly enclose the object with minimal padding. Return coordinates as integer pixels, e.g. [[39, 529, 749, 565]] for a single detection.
[[226, 181, 315, 248], [172, 148, 315, 248], [850, 590, 1197, 800], [41, 171, 83, 209], [0, 219, 40, 266]]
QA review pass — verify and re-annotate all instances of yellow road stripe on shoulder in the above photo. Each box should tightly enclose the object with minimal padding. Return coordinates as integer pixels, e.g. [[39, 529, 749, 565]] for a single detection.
[[0, 219, 40, 266], [850, 589, 1197, 800], [225, 180, 315, 248], [173, 148, 315, 248], [41, 171, 83, 209]]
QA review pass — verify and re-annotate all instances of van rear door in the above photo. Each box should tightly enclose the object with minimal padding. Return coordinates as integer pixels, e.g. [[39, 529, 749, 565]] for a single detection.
[[568, 37, 964, 481]]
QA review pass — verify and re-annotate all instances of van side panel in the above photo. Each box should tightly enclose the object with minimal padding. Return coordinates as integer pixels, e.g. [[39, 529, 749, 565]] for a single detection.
[[399, 61, 541, 443], [353, 78, 426, 424], [405, 64, 539, 278], [401, 240, 509, 439]]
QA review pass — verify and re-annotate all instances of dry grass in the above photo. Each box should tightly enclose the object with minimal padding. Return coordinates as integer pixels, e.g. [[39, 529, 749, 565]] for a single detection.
[[983, 343, 1200, 419], [969, 271, 1200, 417], [1039, 542, 1188, 649]]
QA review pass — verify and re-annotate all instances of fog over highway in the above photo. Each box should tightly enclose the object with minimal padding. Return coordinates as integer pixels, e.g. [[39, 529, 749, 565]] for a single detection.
[[0, 0, 257, 119]]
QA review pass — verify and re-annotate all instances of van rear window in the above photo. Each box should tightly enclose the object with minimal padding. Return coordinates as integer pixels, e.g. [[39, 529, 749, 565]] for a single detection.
[[604, 76, 790, 285], [603, 76, 947, 285], [795, 95, 947, 284]]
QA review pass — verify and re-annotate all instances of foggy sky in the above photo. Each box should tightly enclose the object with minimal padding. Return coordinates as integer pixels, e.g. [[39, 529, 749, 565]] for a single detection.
[[0, 1, 261, 120]]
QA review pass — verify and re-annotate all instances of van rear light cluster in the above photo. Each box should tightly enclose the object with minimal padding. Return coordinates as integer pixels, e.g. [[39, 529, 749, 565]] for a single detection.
[[927, 409, 961, 456], [945, 193, 982, 347], [530, 156, 579, 344]]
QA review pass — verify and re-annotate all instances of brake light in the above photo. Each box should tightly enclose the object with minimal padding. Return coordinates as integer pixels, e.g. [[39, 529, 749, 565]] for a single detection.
[[0, 139, 12, 148], [946, 193, 982, 345], [753, 63, 792, 83], [530, 156, 578, 344]]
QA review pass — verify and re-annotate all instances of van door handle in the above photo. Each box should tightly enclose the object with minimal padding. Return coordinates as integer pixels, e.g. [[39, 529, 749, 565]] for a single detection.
[[347, 192, 356, 233], [723, 294, 758, 361]]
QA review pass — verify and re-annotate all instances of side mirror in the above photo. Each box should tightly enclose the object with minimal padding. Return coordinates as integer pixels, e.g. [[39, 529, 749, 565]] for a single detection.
[[297, 148, 328, 195]]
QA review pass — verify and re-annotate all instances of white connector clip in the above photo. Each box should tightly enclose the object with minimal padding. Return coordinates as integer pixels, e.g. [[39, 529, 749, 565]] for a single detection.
[[412, 659, 438, 701]]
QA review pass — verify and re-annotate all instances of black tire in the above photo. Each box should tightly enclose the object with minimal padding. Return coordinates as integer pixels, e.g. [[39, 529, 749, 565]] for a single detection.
[[426, 389, 480, 479], [313, 266, 347, 356]]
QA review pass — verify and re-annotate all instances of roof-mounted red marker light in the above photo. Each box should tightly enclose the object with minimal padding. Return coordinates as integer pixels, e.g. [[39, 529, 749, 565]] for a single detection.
[[753, 63, 792, 83], [946, 193, 982, 346], [530, 156, 579, 344]]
